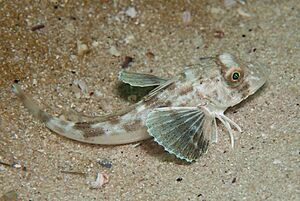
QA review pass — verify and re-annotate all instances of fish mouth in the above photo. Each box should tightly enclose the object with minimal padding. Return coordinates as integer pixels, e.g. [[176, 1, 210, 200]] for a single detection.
[[246, 61, 269, 95]]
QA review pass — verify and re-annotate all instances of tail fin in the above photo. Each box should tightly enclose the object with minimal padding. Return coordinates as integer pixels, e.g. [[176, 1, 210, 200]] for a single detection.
[[12, 84, 151, 145]]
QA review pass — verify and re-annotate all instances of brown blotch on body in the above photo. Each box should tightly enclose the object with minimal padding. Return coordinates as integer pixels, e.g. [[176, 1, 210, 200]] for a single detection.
[[123, 119, 142, 132], [50, 121, 67, 134], [197, 92, 206, 99], [74, 122, 105, 138], [157, 100, 172, 108], [107, 116, 121, 125], [179, 101, 188, 107], [238, 81, 250, 98], [178, 84, 194, 96], [166, 83, 176, 91]]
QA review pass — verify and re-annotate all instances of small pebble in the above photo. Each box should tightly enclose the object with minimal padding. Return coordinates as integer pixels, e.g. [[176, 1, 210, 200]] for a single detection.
[[192, 36, 203, 47], [33, 79, 37, 85], [0, 166, 5, 172], [92, 40, 99, 47], [146, 51, 155, 60], [224, 0, 237, 8], [214, 30, 225, 38], [182, 10, 191, 23], [31, 24, 45, 31], [237, 8, 252, 17], [176, 177, 183, 182], [97, 159, 112, 169], [109, 46, 121, 57], [261, 133, 268, 139], [211, 7, 225, 15], [121, 56, 134, 68], [238, 0, 247, 4], [73, 79, 88, 94], [94, 90, 103, 97], [273, 159, 282, 165], [77, 41, 89, 56], [12, 163, 21, 169], [87, 172, 109, 189], [124, 35, 135, 44], [126, 6, 137, 18], [132, 143, 141, 148]]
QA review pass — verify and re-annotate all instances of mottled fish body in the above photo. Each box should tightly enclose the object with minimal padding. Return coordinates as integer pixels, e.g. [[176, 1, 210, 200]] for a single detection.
[[13, 53, 267, 162]]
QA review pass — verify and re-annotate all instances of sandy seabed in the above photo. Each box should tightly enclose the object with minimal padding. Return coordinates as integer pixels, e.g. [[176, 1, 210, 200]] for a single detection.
[[0, 0, 299, 200]]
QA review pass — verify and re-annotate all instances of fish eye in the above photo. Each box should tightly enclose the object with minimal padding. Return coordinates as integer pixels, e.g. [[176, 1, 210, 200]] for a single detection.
[[231, 71, 240, 81], [224, 67, 244, 85]]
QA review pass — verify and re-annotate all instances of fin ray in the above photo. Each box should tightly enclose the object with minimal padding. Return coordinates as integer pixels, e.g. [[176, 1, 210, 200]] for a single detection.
[[143, 78, 177, 101], [146, 107, 212, 162], [118, 70, 167, 87]]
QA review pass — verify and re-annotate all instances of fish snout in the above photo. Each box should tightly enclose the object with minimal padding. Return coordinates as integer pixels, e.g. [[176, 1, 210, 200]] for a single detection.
[[246, 61, 268, 95]]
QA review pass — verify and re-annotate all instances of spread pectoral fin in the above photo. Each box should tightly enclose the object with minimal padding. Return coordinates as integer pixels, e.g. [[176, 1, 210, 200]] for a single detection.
[[118, 70, 167, 87], [146, 107, 213, 162]]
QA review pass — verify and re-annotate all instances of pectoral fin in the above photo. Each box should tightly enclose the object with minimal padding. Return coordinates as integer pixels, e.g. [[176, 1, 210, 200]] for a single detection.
[[146, 107, 213, 162], [118, 70, 167, 87]]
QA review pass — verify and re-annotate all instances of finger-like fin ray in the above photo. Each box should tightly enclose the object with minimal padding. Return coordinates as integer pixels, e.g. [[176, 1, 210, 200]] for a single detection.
[[215, 113, 242, 148]]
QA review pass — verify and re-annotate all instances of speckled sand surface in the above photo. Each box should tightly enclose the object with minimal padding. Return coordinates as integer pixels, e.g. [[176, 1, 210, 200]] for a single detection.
[[0, 0, 299, 200]]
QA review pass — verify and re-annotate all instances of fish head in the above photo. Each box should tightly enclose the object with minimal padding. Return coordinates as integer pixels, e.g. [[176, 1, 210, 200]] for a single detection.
[[215, 52, 268, 107]]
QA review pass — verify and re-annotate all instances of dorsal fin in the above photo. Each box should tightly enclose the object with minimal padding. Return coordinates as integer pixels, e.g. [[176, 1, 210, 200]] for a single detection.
[[118, 70, 167, 87]]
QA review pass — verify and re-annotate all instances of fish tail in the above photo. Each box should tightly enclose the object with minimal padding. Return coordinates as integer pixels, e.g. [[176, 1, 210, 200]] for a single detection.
[[12, 84, 51, 122], [12, 84, 151, 145]]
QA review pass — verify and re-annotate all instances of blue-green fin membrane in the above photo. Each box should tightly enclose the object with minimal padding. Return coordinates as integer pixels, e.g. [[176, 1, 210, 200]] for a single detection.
[[146, 107, 212, 162], [118, 70, 167, 87]]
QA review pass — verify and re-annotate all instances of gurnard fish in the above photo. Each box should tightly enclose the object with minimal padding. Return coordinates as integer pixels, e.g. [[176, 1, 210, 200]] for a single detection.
[[12, 53, 267, 162]]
